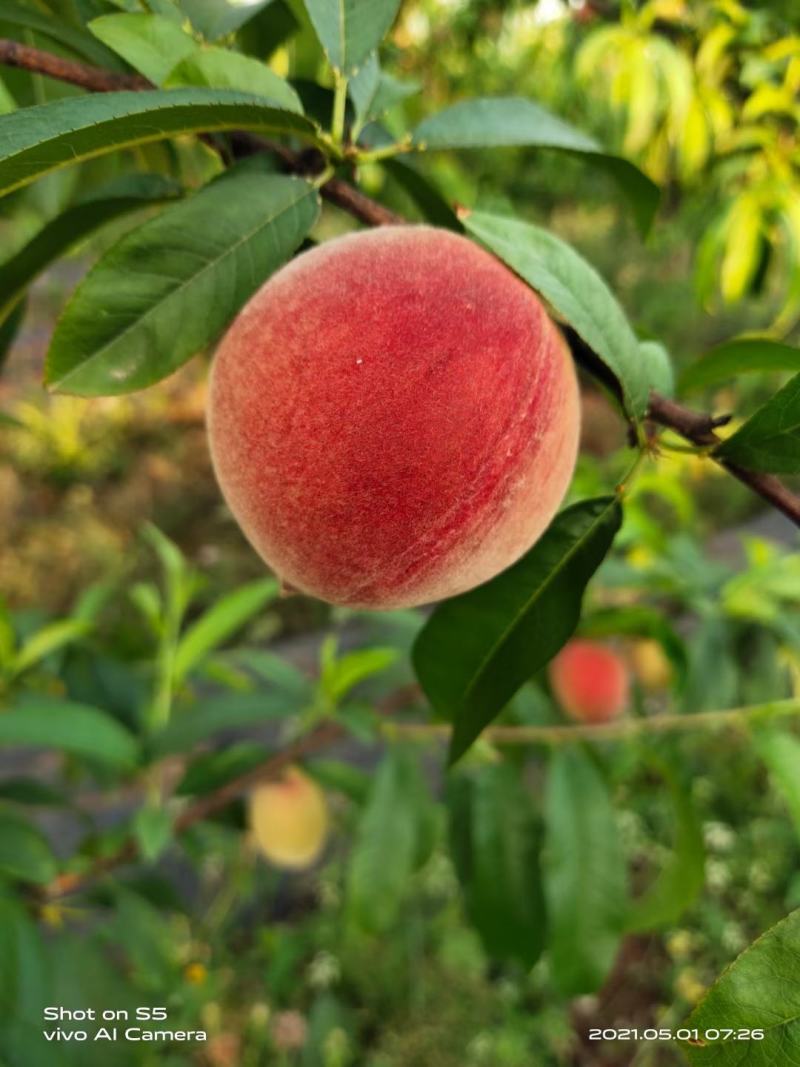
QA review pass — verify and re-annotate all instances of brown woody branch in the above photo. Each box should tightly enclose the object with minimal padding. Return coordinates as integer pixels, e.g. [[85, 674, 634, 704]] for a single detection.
[[647, 394, 800, 526], [0, 38, 148, 92], [5, 37, 800, 899]]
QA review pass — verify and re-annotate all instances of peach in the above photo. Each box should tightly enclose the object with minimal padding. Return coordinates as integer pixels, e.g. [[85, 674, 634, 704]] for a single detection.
[[630, 638, 672, 691], [248, 766, 328, 870], [549, 639, 630, 724], [209, 226, 580, 608]]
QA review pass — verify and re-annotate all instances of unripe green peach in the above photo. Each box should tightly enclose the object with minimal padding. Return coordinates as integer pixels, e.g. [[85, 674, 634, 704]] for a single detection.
[[248, 766, 328, 870], [209, 226, 580, 608], [549, 639, 630, 724]]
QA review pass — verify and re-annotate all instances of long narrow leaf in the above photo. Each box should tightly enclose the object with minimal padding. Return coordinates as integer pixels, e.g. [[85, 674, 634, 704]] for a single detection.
[[46, 172, 320, 395], [0, 89, 320, 198]]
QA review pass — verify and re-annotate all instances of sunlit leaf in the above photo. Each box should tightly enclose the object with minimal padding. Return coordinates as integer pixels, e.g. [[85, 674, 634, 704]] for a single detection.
[[683, 908, 800, 1063], [304, 0, 403, 74], [412, 98, 659, 233], [715, 371, 800, 473], [46, 172, 319, 395]]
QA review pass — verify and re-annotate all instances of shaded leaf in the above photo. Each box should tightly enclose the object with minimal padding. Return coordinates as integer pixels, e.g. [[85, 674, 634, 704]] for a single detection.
[[545, 747, 627, 995], [755, 727, 800, 839], [132, 805, 174, 863], [0, 88, 320, 199], [0, 298, 26, 376], [679, 338, 800, 395], [463, 211, 649, 418], [149, 692, 289, 756], [382, 158, 461, 230], [46, 172, 319, 395], [626, 757, 704, 932], [413, 98, 659, 234], [683, 908, 800, 1063], [176, 742, 269, 796], [0, 809, 58, 884], [448, 763, 546, 967], [304, 0, 402, 74], [715, 371, 800, 473], [0, 698, 139, 768], [413, 497, 622, 764], [0, 778, 67, 807], [1, 0, 124, 68], [346, 745, 425, 932]]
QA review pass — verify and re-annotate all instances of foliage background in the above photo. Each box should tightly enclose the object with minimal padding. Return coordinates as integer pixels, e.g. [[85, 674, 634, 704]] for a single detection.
[[2, 1, 800, 1065]]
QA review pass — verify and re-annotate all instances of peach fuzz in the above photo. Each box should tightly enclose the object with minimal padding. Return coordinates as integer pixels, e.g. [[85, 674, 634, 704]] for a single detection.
[[208, 225, 580, 608], [248, 766, 329, 871], [549, 639, 630, 724]]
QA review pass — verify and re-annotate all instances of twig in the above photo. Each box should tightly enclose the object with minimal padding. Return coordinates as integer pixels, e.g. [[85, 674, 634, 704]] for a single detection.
[[0, 38, 148, 92], [647, 394, 800, 527], [388, 697, 800, 745]]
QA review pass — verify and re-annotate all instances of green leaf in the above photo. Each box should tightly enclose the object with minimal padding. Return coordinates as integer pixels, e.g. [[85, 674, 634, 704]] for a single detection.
[[640, 340, 674, 398], [413, 497, 622, 765], [463, 211, 649, 418], [88, 14, 196, 85], [682, 908, 800, 1063], [0, 809, 58, 884], [448, 764, 545, 967], [132, 804, 174, 863], [412, 98, 659, 234], [0, 894, 49, 1017], [755, 727, 800, 838], [679, 338, 800, 395], [176, 742, 269, 796], [173, 579, 279, 685], [0, 698, 139, 768], [232, 648, 315, 703], [626, 758, 704, 932], [0, 298, 26, 375], [320, 644, 398, 704], [12, 618, 90, 675], [165, 46, 304, 113], [0, 0, 124, 68], [149, 692, 289, 756], [181, 0, 277, 39], [0, 778, 67, 806], [0, 88, 320, 199], [304, 0, 402, 74], [350, 53, 418, 129], [346, 745, 424, 932], [545, 747, 627, 995], [714, 371, 800, 474], [46, 171, 319, 395]]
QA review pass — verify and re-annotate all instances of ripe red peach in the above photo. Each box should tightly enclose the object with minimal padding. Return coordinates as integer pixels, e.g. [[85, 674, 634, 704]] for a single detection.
[[209, 226, 580, 608], [549, 639, 630, 724], [248, 766, 328, 870]]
